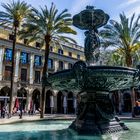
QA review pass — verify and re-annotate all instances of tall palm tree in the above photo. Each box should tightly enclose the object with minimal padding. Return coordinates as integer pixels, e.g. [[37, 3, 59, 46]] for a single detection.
[[100, 13, 140, 67], [0, 0, 31, 116], [19, 3, 77, 118]]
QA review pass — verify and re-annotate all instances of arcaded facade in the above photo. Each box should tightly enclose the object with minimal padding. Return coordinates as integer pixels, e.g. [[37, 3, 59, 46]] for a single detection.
[[0, 27, 84, 114]]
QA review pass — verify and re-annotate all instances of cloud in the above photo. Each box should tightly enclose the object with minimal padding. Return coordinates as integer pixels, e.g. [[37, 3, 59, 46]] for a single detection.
[[70, 0, 94, 15], [118, 0, 140, 9], [125, 5, 140, 17]]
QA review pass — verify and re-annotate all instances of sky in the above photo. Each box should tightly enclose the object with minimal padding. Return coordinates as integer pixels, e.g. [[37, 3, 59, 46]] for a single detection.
[[0, 0, 140, 46]]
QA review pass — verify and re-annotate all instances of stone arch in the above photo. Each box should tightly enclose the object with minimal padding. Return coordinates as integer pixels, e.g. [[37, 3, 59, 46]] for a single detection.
[[67, 92, 74, 114], [17, 87, 27, 111], [0, 86, 10, 110], [57, 91, 63, 113], [32, 89, 40, 111], [123, 93, 131, 112], [17, 87, 27, 97], [0, 86, 10, 96], [45, 90, 53, 114]]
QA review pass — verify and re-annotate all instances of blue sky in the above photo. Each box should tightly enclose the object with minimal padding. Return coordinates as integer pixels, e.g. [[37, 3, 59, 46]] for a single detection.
[[0, 0, 140, 46]]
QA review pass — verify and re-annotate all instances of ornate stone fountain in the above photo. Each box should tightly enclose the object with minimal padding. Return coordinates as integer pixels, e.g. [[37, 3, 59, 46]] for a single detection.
[[47, 6, 140, 135]]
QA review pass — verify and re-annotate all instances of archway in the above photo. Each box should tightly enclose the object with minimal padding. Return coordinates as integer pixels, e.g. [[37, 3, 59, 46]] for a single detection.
[[0, 86, 10, 115], [57, 91, 63, 113], [123, 93, 131, 112], [32, 89, 40, 112], [67, 92, 74, 114], [45, 90, 53, 114], [17, 87, 27, 111]]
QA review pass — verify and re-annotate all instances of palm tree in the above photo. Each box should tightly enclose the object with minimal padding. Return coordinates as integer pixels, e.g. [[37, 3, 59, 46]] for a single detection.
[[0, 0, 31, 116], [101, 50, 125, 66], [19, 3, 77, 118], [100, 13, 140, 67]]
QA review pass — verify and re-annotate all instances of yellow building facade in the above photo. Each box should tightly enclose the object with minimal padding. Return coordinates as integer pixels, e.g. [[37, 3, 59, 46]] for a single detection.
[[0, 27, 84, 115]]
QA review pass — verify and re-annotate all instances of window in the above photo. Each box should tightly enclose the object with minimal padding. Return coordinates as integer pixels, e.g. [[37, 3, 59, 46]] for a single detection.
[[34, 55, 42, 66], [9, 34, 14, 40], [77, 54, 80, 59], [50, 46, 53, 52], [5, 48, 12, 61], [21, 68, 27, 82], [58, 61, 63, 70], [21, 52, 29, 64], [35, 71, 40, 83], [4, 66, 11, 80], [36, 42, 41, 48], [68, 63, 73, 69], [24, 39, 28, 45], [58, 49, 63, 55], [48, 59, 53, 69], [68, 52, 72, 57]]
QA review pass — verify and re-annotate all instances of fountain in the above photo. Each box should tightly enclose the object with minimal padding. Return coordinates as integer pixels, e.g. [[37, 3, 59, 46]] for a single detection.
[[47, 6, 140, 135]]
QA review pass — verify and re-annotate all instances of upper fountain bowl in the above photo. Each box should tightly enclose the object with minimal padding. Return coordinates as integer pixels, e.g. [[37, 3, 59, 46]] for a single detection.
[[47, 61, 140, 93], [73, 6, 109, 30]]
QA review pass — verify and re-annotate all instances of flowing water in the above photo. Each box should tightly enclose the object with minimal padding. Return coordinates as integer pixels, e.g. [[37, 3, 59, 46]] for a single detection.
[[0, 120, 139, 140]]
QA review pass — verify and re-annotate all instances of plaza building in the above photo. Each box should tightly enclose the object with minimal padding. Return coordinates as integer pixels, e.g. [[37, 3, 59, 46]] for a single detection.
[[0, 27, 84, 114]]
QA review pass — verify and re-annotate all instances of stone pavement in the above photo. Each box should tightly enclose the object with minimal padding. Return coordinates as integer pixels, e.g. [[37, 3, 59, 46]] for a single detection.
[[0, 113, 139, 125], [0, 114, 76, 125]]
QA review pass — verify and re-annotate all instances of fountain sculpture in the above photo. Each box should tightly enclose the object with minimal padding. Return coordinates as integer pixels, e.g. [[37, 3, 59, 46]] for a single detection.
[[47, 6, 140, 135]]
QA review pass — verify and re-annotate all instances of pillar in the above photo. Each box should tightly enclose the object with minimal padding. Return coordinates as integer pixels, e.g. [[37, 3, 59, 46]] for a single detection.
[[64, 62, 68, 70], [54, 60, 59, 72], [0, 47, 4, 81], [14, 50, 20, 82], [25, 89, 33, 112], [118, 90, 123, 115], [53, 90, 58, 113], [29, 54, 34, 84], [131, 87, 136, 117]]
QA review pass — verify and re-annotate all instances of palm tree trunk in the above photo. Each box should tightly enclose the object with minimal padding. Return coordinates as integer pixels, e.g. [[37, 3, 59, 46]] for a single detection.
[[9, 26, 17, 117], [125, 52, 132, 67], [40, 35, 51, 118]]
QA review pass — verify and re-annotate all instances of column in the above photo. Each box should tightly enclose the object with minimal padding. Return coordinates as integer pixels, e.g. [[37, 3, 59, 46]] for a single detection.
[[54, 60, 59, 72], [25, 89, 33, 112], [64, 62, 68, 70], [29, 54, 34, 84], [73, 96, 77, 114], [131, 87, 136, 117], [63, 96, 67, 114], [53, 90, 58, 113], [50, 95, 54, 114], [118, 90, 122, 115], [14, 50, 20, 82], [0, 47, 4, 81]]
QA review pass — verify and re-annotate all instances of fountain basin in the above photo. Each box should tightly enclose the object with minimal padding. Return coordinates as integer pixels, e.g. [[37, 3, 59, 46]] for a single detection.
[[47, 61, 140, 135], [1, 120, 140, 140], [48, 61, 139, 93]]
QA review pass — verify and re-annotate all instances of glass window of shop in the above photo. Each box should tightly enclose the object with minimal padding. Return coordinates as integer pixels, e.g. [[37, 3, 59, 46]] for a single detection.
[[5, 48, 12, 61], [34, 55, 42, 66]]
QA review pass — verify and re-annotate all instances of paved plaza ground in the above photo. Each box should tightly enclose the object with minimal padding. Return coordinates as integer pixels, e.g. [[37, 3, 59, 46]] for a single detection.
[[0, 113, 139, 125]]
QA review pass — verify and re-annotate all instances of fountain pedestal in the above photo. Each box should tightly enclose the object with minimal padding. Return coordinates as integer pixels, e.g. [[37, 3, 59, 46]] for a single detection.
[[70, 92, 128, 135]]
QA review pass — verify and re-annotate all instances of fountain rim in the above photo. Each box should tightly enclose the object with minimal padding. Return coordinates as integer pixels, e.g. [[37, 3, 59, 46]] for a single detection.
[[49, 65, 137, 76]]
